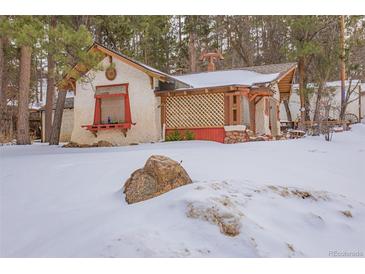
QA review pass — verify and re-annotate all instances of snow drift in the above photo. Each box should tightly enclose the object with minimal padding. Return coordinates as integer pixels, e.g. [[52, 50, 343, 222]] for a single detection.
[[1, 124, 365, 257]]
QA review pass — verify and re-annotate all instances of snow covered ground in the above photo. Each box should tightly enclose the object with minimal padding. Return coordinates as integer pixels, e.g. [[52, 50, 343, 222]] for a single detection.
[[1, 125, 365, 258]]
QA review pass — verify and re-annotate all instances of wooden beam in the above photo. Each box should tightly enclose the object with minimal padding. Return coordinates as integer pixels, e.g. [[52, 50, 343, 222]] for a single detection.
[[149, 76, 154, 89], [156, 85, 244, 97], [229, 94, 234, 125], [236, 94, 242, 125], [160, 96, 166, 128], [224, 94, 230, 125]]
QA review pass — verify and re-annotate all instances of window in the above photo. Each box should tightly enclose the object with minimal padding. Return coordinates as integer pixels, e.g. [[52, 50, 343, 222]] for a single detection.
[[101, 97, 125, 124], [233, 109, 237, 123], [93, 84, 131, 125]]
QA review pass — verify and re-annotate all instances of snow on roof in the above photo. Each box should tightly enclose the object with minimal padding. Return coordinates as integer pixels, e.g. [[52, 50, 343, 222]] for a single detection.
[[174, 70, 281, 89]]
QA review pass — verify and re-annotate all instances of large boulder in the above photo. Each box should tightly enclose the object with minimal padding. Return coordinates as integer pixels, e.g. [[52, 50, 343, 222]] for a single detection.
[[123, 155, 192, 204]]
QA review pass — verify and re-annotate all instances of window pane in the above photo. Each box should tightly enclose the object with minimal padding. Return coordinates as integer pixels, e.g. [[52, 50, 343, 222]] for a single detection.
[[96, 85, 126, 96], [101, 97, 125, 124], [233, 109, 237, 122]]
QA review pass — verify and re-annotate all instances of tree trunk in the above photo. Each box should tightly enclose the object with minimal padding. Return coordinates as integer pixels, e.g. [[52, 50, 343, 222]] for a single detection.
[[298, 56, 307, 129], [313, 81, 324, 122], [283, 99, 292, 122], [0, 35, 4, 107], [45, 16, 57, 142], [339, 15, 346, 120], [0, 34, 8, 141], [188, 31, 197, 73], [39, 58, 43, 102], [17, 45, 32, 145], [49, 90, 66, 145], [0, 35, 5, 114]]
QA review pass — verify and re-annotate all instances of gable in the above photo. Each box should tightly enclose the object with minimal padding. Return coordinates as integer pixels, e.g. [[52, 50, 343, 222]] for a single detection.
[[57, 43, 169, 92]]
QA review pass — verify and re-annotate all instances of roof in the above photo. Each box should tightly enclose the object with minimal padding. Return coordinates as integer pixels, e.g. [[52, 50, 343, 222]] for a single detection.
[[39, 97, 74, 111], [58, 42, 296, 94], [58, 42, 171, 91], [173, 63, 297, 90], [240, 63, 297, 75], [93, 42, 170, 79], [174, 70, 279, 89]]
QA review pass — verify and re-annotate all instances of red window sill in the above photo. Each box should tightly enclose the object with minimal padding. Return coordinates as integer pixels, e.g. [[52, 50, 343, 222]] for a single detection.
[[82, 123, 132, 132]]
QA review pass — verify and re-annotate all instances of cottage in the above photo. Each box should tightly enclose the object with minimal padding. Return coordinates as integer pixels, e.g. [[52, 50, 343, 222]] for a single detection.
[[58, 43, 296, 146]]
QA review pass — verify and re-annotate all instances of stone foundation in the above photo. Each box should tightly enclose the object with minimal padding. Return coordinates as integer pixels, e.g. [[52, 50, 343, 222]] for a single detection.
[[224, 130, 249, 144], [223, 125, 278, 144]]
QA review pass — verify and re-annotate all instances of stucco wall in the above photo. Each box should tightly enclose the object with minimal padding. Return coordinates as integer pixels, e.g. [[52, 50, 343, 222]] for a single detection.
[[41, 109, 74, 142], [60, 109, 74, 142], [268, 97, 281, 136], [255, 98, 270, 135], [71, 57, 161, 146]]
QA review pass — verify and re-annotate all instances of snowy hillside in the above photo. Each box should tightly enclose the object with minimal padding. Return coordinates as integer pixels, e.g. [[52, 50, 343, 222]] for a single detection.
[[1, 125, 365, 257]]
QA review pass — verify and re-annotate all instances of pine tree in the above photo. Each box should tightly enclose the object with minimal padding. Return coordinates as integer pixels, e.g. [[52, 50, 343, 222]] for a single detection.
[[9, 16, 43, 145], [288, 16, 336, 125], [49, 21, 100, 145], [44, 16, 57, 142]]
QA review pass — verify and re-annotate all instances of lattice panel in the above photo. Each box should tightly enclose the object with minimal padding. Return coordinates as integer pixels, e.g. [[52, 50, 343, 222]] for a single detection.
[[166, 93, 224, 128]]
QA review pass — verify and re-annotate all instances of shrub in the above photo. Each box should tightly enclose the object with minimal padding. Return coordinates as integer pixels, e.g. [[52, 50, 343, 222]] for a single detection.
[[165, 130, 183, 142], [184, 130, 195, 140]]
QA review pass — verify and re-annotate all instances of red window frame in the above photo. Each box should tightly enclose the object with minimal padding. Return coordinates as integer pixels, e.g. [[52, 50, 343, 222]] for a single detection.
[[93, 83, 131, 125]]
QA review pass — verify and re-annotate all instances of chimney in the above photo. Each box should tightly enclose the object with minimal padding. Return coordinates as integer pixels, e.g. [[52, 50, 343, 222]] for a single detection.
[[199, 49, 224, 72]]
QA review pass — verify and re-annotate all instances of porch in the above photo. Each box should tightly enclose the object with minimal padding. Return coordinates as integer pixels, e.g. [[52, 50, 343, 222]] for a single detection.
[[156, 85, 280, 143]]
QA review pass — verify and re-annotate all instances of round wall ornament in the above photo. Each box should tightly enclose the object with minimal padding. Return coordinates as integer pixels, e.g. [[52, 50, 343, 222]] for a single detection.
[[105, 66, 117, 80]]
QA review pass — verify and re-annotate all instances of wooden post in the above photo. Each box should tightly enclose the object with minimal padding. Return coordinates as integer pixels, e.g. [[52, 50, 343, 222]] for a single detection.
[[224, 94, 230, 125], [249, 98, 256, 134], [236, 94, 242, 125], [229, 95, 234, 125], [160, 96, 166, 128]]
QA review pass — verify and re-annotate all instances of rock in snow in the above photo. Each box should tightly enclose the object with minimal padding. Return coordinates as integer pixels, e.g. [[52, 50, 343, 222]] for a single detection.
[[123, 155, 192, 204]]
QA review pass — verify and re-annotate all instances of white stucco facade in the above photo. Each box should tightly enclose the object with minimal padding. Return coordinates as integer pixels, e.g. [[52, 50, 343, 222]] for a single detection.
[[71, 57, 161, 146], [255, 83, 281, 136], [255, 98, 270, 135], [41, 109, 74, 143]]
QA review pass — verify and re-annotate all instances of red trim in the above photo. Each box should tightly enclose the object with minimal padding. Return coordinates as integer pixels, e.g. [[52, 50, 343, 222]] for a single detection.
[[166, 127, 225, 143], [87, 83, 133, 135], [82, 123, 132, 132], [125, 92, 131, 123], [95, 93, 125, 99], [96, 83, 129, 89], [94, 98, 101, 124], [92, 83, 131, 124]]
